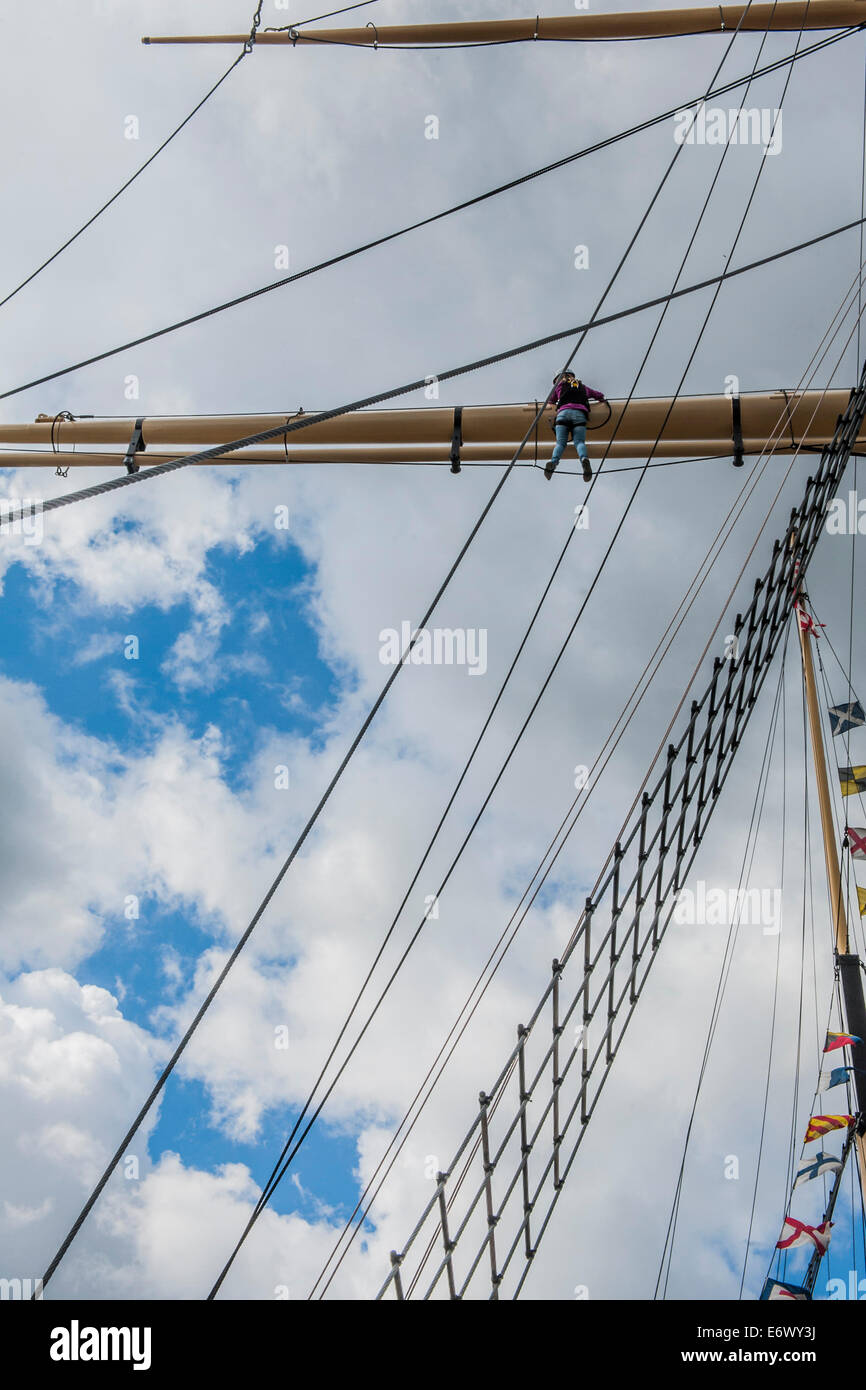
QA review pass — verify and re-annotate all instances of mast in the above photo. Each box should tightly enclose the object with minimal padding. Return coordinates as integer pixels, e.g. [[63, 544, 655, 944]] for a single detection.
[[795, 584, 866, 1204], [2, 388, 863, 470], [803, 1125, 857, 1291], [141, 2, 866, 47]]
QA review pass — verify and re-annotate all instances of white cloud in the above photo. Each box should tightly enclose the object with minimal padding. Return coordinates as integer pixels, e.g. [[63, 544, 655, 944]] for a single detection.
[[0, 969, 165, 1285], [68, 630, 125, 666]]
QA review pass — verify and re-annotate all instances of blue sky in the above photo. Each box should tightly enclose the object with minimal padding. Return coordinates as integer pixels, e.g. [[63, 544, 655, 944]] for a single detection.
[[0, 532, 339, 776], [0, 509, 373, 1229]]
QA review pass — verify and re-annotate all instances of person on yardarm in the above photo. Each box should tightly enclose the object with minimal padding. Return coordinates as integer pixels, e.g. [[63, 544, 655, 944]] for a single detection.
[[544, 369, 606, 481]]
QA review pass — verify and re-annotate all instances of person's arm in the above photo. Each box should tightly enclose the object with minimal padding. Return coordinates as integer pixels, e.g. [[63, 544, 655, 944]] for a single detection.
[[548, 382, 563, 408], [586, 385, 606, 402]]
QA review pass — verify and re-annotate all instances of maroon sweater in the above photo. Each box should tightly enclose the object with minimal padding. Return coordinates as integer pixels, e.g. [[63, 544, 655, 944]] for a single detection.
[[549, 380, 605, 418]]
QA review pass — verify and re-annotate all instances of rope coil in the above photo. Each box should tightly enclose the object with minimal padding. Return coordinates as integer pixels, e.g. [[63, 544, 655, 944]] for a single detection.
[[586, 398, 613, 432]]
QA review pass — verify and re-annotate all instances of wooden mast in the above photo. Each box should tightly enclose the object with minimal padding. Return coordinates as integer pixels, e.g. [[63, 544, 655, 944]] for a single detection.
[[141, 2, 866, 47], [1, 389, 863, 469], [795, 587, 866, 1205]]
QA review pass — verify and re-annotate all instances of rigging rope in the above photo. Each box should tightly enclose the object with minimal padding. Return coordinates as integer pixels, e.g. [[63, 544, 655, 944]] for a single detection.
[[559, 298, 866, 978], [528, 366, 866, 1289], [655, 634, 789, 1298], [373, 328, 866, 1300], [265, 1, 387, 32], [204, 27, 778, 1284], [0, 1, 268, 312], [764, 620, 856, 1292], [859, 37, 866, 368], [38, 8, 761, 1289], [310, 273, 866, 1298], [737, 661, 795, 1297], [208, 9, 804, 1292], [27, 0, 866, 1306], [209, 1, 848, 1295], [559, 14, 859, 976], [847, 454, 858, 947], [788, 681, 813, 1247], [4, 216, 866, 535], [0, 25, 858, 405], [650, 318, 866, 1301], [0, 446, 725, 473], [45, 1, 781, 1296]]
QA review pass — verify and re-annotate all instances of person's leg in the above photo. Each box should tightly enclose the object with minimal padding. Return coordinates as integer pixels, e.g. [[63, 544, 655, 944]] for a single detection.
[[546, 410, 578, 479], [574, 420, 592, 481], [573, 421, 588, 460], [550, 421, 569, 467]]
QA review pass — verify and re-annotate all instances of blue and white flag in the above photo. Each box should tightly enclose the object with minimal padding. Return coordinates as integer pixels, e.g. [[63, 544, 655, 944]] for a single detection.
[[760, 1278, 811, 1301], [793, 1150, 844, 1188], [817, 1066, 853, 1093], [829, 700, 866, 736]]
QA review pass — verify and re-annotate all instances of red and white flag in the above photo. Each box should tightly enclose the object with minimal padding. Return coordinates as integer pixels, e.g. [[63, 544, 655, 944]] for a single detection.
[[776, 1217, 832, 1254], [795, 605, 825, 637], [846, 826, 866, 860]]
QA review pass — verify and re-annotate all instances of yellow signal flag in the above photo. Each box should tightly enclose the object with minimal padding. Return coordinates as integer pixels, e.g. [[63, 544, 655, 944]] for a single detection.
[[858, 886, 866, 917], [804, 1114, 854, 1143], [838, 766, 866, 796]]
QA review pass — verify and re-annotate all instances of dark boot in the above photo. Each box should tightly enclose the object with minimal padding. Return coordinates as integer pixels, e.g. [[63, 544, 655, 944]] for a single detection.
[[581, 457, 592, 483]]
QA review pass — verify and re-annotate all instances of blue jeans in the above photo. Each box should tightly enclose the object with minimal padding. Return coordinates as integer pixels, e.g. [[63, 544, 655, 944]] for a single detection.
[[551, 409, 588, 466]]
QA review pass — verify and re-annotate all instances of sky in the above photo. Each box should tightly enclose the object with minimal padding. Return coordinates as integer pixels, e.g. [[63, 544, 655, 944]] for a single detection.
[[2, 0, 866, 1303]]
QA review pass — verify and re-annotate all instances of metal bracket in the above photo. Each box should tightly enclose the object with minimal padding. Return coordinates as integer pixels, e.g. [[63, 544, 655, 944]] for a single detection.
[[778, 388, 799, 450], [731, 393, 744, 467], [49, 410, 75, 477], [450, 406, 463, 474], [124, 418, 145, 474], [284, 408, 304, 463]]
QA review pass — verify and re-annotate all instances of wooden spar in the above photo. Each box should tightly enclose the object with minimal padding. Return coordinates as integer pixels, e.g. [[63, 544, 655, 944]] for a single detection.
[[141, 2, 866, 47], [796, 589, 866, 1207], [0, 442, 828, 467], [798, 600, 850, 957], [0, 390, 860, 467]]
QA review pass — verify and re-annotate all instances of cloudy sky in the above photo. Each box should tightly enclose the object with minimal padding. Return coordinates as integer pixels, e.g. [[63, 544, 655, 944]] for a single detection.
[[2, 0, 866, 1303]]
